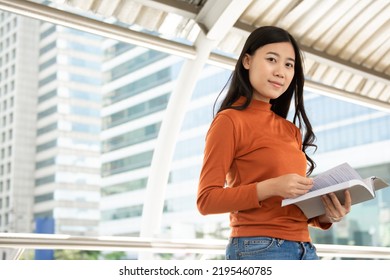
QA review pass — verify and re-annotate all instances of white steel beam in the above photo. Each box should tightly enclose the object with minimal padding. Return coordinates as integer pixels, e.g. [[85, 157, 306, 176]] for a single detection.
[[0, 0, 196, 59]]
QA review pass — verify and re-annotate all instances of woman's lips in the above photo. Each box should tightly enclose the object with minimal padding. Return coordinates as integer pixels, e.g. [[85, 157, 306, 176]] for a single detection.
[[269, 80, 284, 88]]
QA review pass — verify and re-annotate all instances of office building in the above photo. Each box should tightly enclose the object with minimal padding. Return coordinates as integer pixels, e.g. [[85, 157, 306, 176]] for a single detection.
[[1, 12, 104, 260], [0, 12, 39, 259], [34, 22, 103, 236]]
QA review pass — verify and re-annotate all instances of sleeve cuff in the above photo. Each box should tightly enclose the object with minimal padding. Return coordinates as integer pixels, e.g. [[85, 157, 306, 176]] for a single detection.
[[308, 217, 332, 230]]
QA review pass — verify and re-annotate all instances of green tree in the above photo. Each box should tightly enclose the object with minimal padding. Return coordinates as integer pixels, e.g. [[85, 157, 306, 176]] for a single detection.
[[54, 250, 100, 260], [102, 251, 127, 260]]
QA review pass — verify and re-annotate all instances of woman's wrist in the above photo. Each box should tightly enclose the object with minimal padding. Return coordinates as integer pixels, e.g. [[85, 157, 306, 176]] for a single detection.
[[319, 214, 342, 224], [327, 216, 342, 223], [255, 178, 276, 201]]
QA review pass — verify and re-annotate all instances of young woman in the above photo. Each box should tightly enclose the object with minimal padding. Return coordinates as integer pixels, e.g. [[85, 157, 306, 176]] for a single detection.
[[197, 26, 351, 260]]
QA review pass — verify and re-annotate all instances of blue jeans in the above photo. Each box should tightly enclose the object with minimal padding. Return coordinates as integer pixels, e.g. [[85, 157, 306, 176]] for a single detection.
[[226, 237, 319, 260]]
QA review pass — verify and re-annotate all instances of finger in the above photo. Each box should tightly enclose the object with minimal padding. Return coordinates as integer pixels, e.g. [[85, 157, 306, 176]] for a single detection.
[[300, 177, 313, 186], [321, 195, 337, 217], [326, 192, 353, 218], [297, 184, 313, 191], [328, 193, 342, 209], [288, 187, 310, 198], [321, 195, 335, 210], [344, 190, 352, 212], [297, 179, 314, 190]]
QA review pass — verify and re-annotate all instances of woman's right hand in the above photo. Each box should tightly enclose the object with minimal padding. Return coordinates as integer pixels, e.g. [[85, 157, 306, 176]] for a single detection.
[[256, 174, 313, 201]]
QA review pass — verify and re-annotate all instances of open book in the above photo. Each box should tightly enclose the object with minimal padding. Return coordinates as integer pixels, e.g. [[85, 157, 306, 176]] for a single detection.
[[281, 163, 389, 219]]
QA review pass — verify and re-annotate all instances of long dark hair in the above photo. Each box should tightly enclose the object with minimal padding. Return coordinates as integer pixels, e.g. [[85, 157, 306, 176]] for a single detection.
[[215, 26, 317, 175]]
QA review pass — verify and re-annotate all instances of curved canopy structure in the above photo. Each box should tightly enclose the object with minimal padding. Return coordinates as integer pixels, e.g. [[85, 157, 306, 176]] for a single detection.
[[0, 0, 389, 110]]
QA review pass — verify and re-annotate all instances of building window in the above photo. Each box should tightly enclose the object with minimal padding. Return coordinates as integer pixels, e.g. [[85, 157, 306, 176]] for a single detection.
[[36, 157, 55, 169], [103, 67, 173, 106], [37, 123, 57, 136], [36, 139, 56, 153], [34, 192, 54, 203], [102, 123, 161, 153], [103, 94, 169, 129], [35, 174, 55, 186], [101, 150, 153, 177], [37, 105, 56, 120], [101, 177, 148, 196], [38, 89, 57, 104], [38, 73, 56, 87]]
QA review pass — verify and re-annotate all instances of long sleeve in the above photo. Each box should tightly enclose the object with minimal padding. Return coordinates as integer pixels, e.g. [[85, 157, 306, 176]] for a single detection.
[[197, 114, 260, 215]]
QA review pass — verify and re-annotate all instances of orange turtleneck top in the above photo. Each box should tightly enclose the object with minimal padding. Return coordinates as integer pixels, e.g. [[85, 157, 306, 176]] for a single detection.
[[197, 97, 330, 242]]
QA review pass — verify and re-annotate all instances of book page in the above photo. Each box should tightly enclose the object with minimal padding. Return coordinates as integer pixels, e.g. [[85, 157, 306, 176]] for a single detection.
[[310, 162, 363, 192]]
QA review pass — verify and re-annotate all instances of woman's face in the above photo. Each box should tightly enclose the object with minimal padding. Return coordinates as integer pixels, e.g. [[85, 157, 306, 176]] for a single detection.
[[242, 42, 295, 103]]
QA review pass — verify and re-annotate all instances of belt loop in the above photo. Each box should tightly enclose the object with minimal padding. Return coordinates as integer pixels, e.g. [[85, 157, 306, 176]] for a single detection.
[[276, 238, 284, 247]]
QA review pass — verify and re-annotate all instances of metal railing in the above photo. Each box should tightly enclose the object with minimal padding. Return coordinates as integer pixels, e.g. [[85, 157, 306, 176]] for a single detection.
[[1, 233, 390, 260]]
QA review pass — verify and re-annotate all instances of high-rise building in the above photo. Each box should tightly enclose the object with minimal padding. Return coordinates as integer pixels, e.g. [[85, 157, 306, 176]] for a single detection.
[[0, 12, 104, 259], [100, 41, 181, 236], [0, 12, 40, 259], [34, 22, 103, 236]]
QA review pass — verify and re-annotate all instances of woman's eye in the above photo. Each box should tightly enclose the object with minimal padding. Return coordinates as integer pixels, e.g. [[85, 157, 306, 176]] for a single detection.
[[267, 57, 276, 62], [286, 63, 294, 68]]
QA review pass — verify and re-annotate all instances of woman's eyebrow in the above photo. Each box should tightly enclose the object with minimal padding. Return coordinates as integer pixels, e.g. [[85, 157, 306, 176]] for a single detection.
[[266, 51, 295, 62]]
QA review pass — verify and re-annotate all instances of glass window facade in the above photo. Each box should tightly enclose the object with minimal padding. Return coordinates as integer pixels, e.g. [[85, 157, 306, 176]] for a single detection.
[[101, 150, 153, 177], [39, 41, 55, 55], [102, 122, 161, 153], [36, 157, 55, 169], [36, 139, 57, 152], [38, 73, 56, 87], [103, 94, 169, 129], [71, 122, 100, 134], [101, 178, 148, 197], [39, 56, 56, 71], [37, 122, 57, 135], [40, 25, 55, 40], [69, 89, 101, 102], [34, 192, 54, 203], [304, 92, 390, 153], [107, 49, 168, 81], [37, 105, 56, 119], [70, 105, 100, 118], [35, 174, 55, 186], [103, 68, 174, 106], [102, 204, 143, 221], [105, 42, 135, 59], [38, 89, 57, 103]]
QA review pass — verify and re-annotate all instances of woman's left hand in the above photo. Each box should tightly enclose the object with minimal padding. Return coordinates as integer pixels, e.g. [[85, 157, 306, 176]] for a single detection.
[[319, 190, 352, 223]]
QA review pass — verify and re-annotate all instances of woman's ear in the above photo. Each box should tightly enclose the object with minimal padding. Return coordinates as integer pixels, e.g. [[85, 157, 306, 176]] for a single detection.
[[242, 54, 251, 70]]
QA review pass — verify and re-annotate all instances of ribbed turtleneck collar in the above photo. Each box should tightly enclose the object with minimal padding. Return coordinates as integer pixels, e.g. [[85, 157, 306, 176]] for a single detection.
[[236, 96, 272, 111]]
